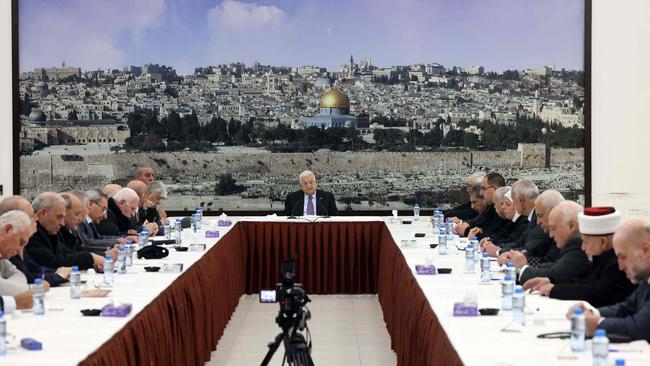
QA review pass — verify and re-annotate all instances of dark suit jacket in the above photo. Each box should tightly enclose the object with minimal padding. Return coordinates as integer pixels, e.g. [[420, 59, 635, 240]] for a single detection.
[[549, 249, 636, 307], [491, 215, 529, 245], [598, 281, 650, 341], [78, 220, 120, 249], [25, 223, 94, 271], [464, 204, 508, 238], [443, 202, 478, 221], [9, 254, 66, 287], [96, 197, 139, 236], [283, 190, 338, 216], [518, 234, 591, 284], [500, 210, 554, 259]]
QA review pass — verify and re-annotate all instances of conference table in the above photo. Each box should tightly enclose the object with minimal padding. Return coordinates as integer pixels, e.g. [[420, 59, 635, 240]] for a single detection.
[[4, 217, 650, 365]]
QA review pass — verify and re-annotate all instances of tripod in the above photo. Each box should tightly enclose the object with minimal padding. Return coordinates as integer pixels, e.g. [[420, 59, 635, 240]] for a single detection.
[[260, 307, 314, 366]]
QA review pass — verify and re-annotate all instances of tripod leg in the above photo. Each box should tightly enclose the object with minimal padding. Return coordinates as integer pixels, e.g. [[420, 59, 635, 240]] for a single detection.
[[260, 333, 285, 366]]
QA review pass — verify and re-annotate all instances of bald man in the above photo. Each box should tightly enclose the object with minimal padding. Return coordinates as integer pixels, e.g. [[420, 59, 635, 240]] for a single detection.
[[284, 171, 338, 217], [126, 180, 158, 234], [567, 219, 650, 341], [101, 184, 122, 198], [507, 201, 591, 284]]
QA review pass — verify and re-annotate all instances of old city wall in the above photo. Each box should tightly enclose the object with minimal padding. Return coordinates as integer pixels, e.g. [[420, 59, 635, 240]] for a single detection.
[[20, 148, 583, 196]]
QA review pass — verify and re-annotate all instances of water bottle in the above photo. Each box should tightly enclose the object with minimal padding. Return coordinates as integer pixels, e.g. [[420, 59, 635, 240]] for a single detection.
[[174, 218, 182, 244], [191, 213, 198, 232], [464, 243, 475, 273], [512, 286, 525, 325], [438, 231, 447, 255], [570, 307, 586, 351], [506, 262, 517, 279], [480, 252, 491, 283], [125, 240, 134, 267], [70, 265, 81, 299], [31, 278, 45, 315], [446, 218, 454, 233], [432, 224, 440, 236], [432, 214, 440, 228], [164, 223, 171, 239], [501, 274, 514, 310], [413, 204, 420, 221], [446, 233, 456, 252], [103, 254, 114, 284], [592, 329, 609, 366], [471, 236, 481, 263], [117, 246, 127, 274], [138, 229, 148, 249], [0, 311, 7, 355], [195, 209, 203, 229]]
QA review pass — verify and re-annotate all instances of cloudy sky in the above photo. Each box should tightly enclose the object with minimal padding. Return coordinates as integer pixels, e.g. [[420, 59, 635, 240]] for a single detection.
[[19, 0, 585, 74]]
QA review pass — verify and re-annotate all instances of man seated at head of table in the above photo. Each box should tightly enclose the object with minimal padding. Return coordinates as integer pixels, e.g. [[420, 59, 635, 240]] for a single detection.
[[25, 192, 104, 273], [470, 186, 528, 245], [524, 207, 635, 307], [95, 187, 142, 237], [567, 219, 650, 342], [126, 180, 159, 235], [443, 172, 484, 221], [454, 172, 508, 238], [504, 200, 591, 285], [283, 170, 338, 217], [0, 196, 72, 287], [0, 210, 40, 314]]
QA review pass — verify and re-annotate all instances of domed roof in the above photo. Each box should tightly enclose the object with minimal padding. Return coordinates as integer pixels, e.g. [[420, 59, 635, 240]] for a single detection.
[[319, 89, 350, 109], [28, 109, 46, 122], [36, 81, 48, 88], [314, 77, 332, 87]]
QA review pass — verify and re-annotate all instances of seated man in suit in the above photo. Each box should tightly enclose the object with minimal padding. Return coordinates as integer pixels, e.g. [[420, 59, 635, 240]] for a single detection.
[[444, 172, 483, 221], [146, 181, 168, 224], [126, 180, 158, 234], [25, 192, 103, 272], [283, 170, 338, 217], [96, 187, 141, 236], [0, 196, 71, 286], [473, 186, 528, 245], [79, 190, 137, 250], [508, 200, 591, 284], [524, 207, 635, 307], [566, 219, 650, 341], [455, 172, 508, 239], [0, 210, 39, 313], [101, 183, 122, 198]]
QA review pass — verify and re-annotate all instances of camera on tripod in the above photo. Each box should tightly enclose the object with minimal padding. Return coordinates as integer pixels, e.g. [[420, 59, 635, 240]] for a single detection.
[[260, 258, 314, 366]]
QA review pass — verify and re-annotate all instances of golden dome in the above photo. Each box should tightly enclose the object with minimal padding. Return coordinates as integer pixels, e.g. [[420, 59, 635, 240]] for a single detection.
[[319, 89, 350, 109]]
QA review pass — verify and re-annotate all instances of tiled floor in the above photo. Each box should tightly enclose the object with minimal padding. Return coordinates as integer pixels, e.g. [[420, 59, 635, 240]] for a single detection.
[[206, 294, 396, 366]]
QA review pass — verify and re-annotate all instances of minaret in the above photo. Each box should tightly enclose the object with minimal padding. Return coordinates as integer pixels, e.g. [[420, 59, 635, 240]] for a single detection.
[[348, 55, 354, 78]]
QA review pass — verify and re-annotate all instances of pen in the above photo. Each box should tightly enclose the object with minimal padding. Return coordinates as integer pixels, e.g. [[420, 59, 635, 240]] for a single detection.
[[609, 349, 643, 353]]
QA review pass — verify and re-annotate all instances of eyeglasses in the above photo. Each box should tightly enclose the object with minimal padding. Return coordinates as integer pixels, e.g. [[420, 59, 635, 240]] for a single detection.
[[91, 200, 108, 213], [480, 185, 496, 192]]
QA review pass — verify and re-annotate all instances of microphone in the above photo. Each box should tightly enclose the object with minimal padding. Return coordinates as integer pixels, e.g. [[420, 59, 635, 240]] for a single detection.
[[288, 199, 303, 219]]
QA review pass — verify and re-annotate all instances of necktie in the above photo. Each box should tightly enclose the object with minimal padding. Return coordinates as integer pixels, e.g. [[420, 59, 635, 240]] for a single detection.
[[307, 195, 315, 215]]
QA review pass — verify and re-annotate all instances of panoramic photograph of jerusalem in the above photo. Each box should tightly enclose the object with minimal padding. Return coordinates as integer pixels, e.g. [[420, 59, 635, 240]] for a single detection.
[[17, 0, 585, 211]]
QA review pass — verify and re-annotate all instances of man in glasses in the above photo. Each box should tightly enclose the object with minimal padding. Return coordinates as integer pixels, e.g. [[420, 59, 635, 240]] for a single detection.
[[78, 190, 137, 252], [455, 172, 508, 238], [444, 172, 483, 221]]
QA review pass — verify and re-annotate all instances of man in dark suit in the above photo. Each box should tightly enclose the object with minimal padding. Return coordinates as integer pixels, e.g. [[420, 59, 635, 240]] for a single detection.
[[283, 170, 338, 217], [567, 219, 650, 341], [96, 187, 141, 236], [479, 186, 528, 245], [444, 172, 483, 221], [524, 207, 635, 307], [511, 201, 591, 284], [455, 172, 508, 239], [25, 192, 102, 272]]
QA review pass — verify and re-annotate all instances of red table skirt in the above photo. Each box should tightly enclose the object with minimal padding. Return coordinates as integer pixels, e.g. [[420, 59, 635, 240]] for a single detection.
[[80, 221, 462, 366]]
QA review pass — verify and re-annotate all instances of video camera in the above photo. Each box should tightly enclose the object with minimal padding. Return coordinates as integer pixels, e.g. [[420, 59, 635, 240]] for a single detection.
[[260, 258, 310, 317]]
